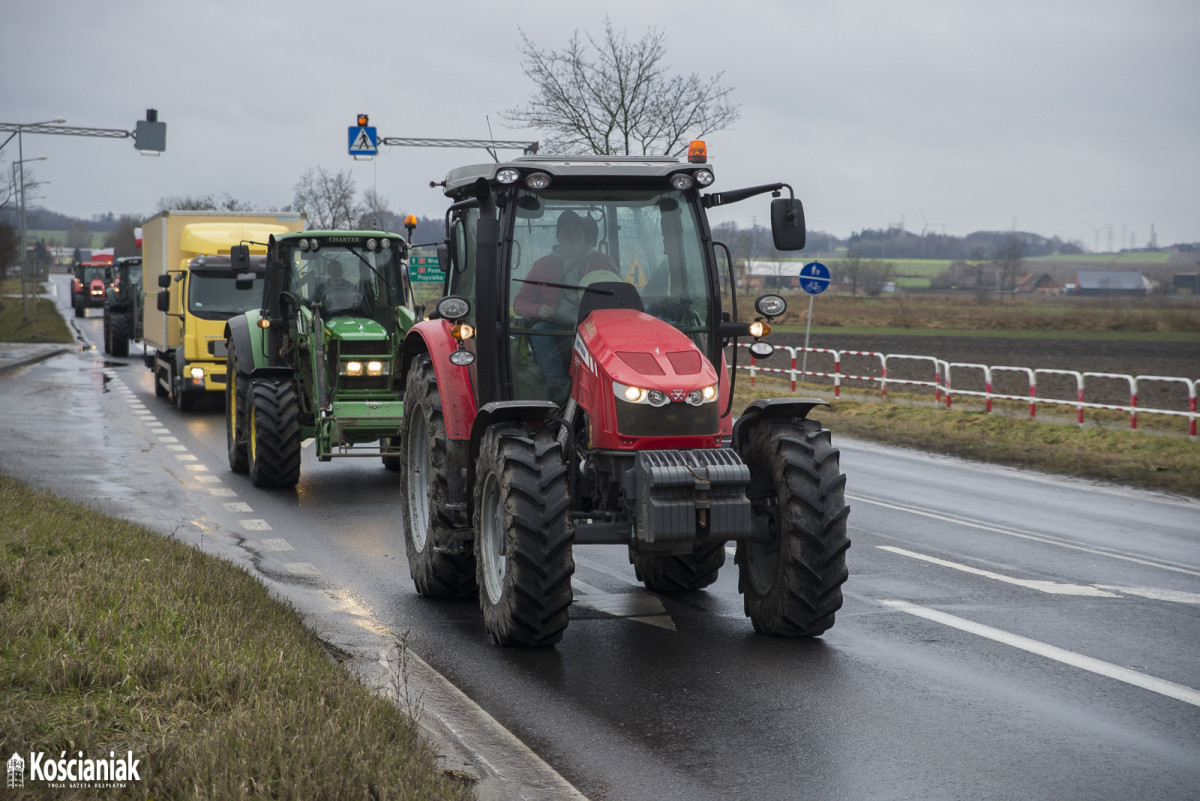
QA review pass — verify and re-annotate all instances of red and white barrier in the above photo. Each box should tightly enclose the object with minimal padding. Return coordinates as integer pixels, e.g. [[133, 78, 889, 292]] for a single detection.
[[731, 344, 1199, 440]]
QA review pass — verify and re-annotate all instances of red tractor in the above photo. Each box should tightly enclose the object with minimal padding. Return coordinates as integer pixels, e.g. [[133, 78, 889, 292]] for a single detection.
[[399, 142, 849, 646]]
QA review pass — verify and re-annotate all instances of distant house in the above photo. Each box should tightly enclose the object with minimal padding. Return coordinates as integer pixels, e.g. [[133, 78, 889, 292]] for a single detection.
[[1074, 270, 1149, 297], [1015, 273, 1063, 295], [1171, 273, 1199, 295]]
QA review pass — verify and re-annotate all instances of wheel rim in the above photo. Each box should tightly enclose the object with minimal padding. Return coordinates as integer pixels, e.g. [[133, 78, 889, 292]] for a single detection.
[[745, 496, 781, 595], [406, 412, 430, 551], [248, 400, 258, 465], [228, 379, 237, 444], [479, 471, 506, 605]]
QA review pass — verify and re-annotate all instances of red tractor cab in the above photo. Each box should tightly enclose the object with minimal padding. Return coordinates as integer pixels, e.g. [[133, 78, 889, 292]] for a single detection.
[[399, 143, 850, 646], [72, 260, 109, 318]]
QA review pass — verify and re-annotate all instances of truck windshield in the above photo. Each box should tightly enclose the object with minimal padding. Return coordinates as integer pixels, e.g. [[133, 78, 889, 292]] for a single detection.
[[189, 274, 264, 320], [280, 243, 404, 316], [506, 188, 712, 399]]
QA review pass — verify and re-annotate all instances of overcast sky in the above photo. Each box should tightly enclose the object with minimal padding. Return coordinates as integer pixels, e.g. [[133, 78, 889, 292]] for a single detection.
[[5, 0, 1198, 250]]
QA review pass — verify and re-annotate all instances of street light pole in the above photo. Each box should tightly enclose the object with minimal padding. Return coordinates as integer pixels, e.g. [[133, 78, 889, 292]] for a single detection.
[[6, 118, 66, 319]]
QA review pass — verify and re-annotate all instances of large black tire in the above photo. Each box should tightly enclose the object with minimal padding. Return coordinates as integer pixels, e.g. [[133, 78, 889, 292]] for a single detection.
[[735, 418, 850, 637], [109, 312, 131, 358], [630, 540, 726, 592], [398, 355, 476, 598], [225, 348, 249, 474], [247, 377, 302, 488], [474, 425, 574, 647], [102, 313, 112, 354]]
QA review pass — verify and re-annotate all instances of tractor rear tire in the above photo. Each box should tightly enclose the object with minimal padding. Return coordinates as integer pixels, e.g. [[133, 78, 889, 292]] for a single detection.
[[247, 376, 302, 488], [109, 312, 131, 358], [399, 355, 476, 598], [735, 418, 850, 637], [475, 426, 574, 647], [631, 540, 726, 592], [226, 349, 248, 474]]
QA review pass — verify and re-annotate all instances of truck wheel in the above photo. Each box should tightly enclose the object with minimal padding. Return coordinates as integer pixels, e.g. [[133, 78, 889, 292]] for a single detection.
[[631, 540, 726, 592], [247, 377, 302, 488], [109, 313, 131, 358], [475, 426, 574, 647], [399, 355, 476, 598], [102, 314, 112, 354], [225, 349, 248, 473], [75, 305, 85, 318], [735, 418, 850, 637]]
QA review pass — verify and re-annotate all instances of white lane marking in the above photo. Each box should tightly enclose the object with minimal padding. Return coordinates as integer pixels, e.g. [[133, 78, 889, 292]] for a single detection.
[[881, 599, 1200, 707], [285, 562, 323, 580], [259, 538, 294, 552], [159, 436, 179, 443], [175, 454, 197, 462], [850, 494, 1200, 578], [166, 445, 187, 452], [224, 502, 253, 513], [879, 546, 1120, 597], [571, 575, 673, 628], [1093, 586, 1200, 605], [240, 519, 273, 531], [185, 464, 208, 472], [208, 487, 238, 497]]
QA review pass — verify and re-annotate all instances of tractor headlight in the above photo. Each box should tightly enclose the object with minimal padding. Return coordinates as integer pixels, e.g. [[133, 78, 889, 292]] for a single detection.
[[615, 383, 669, 407], [496, 168, 520, 184], [341, 360, 389, 378], [366, 360, 384, 376], [670, 174, 694, 191], [685, 385, 717, 406], [344, 361, 364, 377]]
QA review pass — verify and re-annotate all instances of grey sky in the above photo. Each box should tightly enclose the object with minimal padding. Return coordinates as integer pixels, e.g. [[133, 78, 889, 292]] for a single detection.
[[5, 0, 1198, 249]]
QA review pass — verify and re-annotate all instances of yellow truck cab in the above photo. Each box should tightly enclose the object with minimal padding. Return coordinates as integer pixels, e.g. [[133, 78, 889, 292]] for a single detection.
[[142, 212, 304, 410]]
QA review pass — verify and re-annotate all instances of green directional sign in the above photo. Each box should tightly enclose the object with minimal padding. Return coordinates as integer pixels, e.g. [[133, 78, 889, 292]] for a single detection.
[[408, 254, 444, 283]]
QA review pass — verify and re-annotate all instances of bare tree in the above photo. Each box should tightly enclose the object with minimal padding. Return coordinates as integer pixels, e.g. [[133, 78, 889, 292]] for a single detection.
[[505, 17, 740, 156], [104, 215, 143, 257], [292, 167, 361, 230], [156, 193, 256, 212], [996, 235, 1025, 298], [66, 221, 92, 250], [832, 244, 866, 295]]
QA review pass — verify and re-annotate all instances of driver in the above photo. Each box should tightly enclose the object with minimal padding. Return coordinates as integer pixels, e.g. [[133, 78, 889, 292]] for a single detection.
[[512, 210, 617, 392], [317, 261, 357, 305]]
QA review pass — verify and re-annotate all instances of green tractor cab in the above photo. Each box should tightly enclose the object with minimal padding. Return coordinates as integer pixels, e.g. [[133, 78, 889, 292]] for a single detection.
[[224, 230, 418, 488]]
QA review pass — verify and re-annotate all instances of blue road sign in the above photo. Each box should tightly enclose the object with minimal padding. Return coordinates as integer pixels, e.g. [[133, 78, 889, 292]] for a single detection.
[[799, 261, 830, 295], [348, 126, 378, 156]]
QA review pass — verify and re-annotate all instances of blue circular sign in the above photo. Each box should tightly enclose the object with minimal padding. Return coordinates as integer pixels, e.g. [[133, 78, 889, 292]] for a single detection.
[[799, 261, 830, 295]]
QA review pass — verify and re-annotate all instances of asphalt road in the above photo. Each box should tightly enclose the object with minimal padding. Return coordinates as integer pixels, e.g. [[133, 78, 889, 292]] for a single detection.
[[3, 276, 1198, 800]]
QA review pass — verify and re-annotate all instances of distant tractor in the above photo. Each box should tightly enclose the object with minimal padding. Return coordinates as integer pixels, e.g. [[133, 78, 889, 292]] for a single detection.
[[103, 256, 143, 358], [399, 142, 850, 645], [71, 260, 108, 318], [224, 226, 419, 488]]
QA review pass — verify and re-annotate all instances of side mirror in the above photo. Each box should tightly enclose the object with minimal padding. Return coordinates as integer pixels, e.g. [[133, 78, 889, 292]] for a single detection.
[[158, 273, 171, 288], [770, 197, 806, 251], [156, 289, 170, 312], [437, 242, 452, 275], [231, 244, 252, 271]]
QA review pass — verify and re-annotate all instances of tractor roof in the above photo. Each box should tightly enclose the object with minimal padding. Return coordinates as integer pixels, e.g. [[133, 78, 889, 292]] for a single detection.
[[442, 154, 711, 195]]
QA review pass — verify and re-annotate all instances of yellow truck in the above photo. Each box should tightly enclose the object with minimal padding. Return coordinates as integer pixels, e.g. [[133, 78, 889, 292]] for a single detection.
[[142, 211, 304, 410]]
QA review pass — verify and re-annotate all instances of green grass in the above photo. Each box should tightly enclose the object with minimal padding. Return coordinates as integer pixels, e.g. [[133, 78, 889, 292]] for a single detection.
[[0, 474, 473, 800], [0, 279, 73, 343]]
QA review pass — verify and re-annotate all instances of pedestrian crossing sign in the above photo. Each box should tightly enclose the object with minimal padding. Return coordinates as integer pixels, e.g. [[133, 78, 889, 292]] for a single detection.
[[348, 126, 378, 157]]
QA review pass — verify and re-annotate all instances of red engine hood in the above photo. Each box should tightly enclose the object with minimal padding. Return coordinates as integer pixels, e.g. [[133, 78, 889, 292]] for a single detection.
[[575, 308, 718, 391]]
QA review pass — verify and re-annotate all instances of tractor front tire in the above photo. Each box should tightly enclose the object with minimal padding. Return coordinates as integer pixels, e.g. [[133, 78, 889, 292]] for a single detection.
[[475, 426, 574, 647], [735, 418, 850, 637], [225, 349, 249, 474], [631, 540, 726, 592], [108, 312, 131, 358], [247, 376, 301, 488], [398, 355, 476, 598]]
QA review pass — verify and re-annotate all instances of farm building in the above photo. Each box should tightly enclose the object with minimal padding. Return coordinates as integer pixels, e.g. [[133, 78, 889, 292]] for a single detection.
[[1015, 273, 1063, 295], [1074, 270, 1150, 297], [1171, 273, 1199, 295]]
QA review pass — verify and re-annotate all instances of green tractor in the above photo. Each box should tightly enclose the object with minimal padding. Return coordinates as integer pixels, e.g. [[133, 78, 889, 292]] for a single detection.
[[102, 256, 143, 358], [223, 229, 418, 488]]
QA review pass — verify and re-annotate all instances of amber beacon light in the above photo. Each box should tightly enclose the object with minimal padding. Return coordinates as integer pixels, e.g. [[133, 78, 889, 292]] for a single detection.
[[687, 140, 707, 163]]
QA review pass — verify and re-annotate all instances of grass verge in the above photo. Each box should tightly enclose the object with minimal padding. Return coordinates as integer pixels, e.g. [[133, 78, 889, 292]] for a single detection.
[[735, 378, 1200, 498], [0, 474, 472, 800], [0, 279, 73, 343]]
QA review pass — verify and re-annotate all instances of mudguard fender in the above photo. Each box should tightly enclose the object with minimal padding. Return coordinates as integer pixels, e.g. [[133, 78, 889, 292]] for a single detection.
[[731, 397, 831, 452], [401, 320, 478, 441]]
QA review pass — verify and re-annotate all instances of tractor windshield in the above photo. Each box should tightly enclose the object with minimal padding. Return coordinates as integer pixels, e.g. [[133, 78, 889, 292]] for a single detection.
[[506, 188, 712, 400], [279, 240, 406, 322]]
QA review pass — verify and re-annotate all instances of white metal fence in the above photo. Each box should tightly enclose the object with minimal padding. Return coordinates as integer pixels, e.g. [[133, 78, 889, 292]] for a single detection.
[[732, 343, 1199, 439]]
